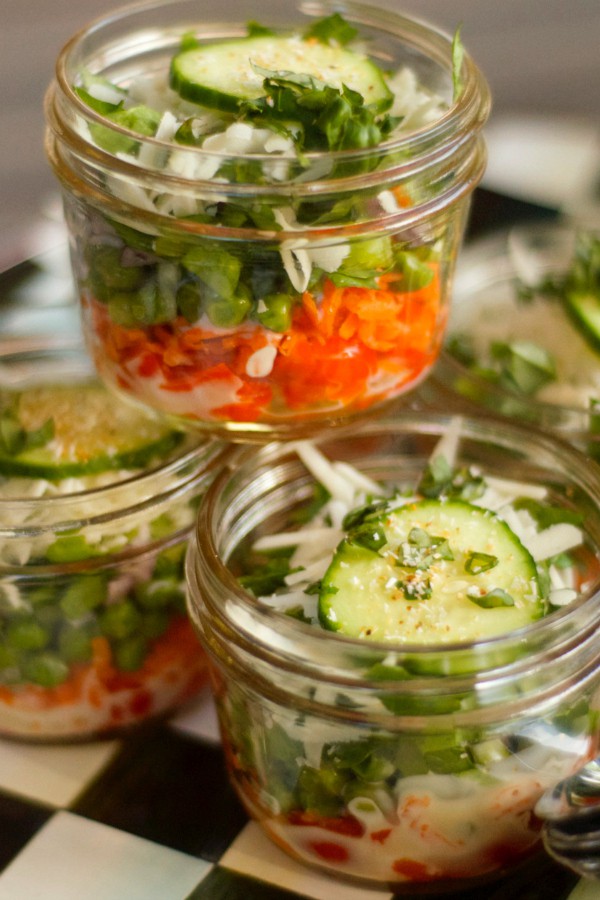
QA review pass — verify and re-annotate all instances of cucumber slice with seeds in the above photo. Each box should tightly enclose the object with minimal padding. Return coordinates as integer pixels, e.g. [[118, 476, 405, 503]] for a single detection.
[[170, 35, 392, 113], [319, 499, 543, 644], [0, 384, 183, 479]]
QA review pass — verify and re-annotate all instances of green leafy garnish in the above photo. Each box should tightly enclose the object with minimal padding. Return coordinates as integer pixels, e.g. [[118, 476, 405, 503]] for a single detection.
[[284, 605, 313, 623], [89, 104, 162, 154], [342, 499, 387, 531], [348, 524, 387, 552], [418, 456, 485, 501], [397, 573, 432, 600], [0, 409, 54, 457], [491, 340, 556, 395], [302, 12, 358, 47], [418, 454, 453, 497], [240, 66, 392, 154], [74, 70, 127, 115], [238, 557, 294, 596], [396, 528, 454, 568], [513, 497, 583, 529], [469, 588, 515, 609], [246, 21, 276, 38], [464, 551, 498, 575], [570, 231, 600, 295]]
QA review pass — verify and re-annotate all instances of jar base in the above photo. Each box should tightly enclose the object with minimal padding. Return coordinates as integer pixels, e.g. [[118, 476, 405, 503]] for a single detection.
[[251, 811, 546, 894]]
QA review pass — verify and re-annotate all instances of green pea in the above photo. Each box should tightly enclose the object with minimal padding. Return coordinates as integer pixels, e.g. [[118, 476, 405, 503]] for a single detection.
[[257, 293, 293, 333], [183, 244, 241, 299], [396, 251, 435, 291], [140, 610, 171, 640], [112, 220, 155, 252], [87, 245, 145, 291], [176, 280, 203, 323], [60, 574, 107, 620], [27, 585, 56, 606], [58, 624, 95, 664], [154, 235, 190, 258], [113, 636, 147, 672], [35, 604, 63, 632], [106, 291, 141, 325], [0, 644, 21, 682], [205, 288, 252, 328], [153, 543, 186, 578], [100, 601, 142, 640], [108, 276, 178, 328], [344, 236, 394, 271], [135, 579, 183, 610], [22, 653, 70, 688], [6, 617, 50, 651]]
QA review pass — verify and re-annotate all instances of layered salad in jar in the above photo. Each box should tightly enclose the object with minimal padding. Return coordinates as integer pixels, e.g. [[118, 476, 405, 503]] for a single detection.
[[440, 226, 600, 443], [203, 420, 600, 886], [52, 9, 482, 435], [0, 375, 215, 739]]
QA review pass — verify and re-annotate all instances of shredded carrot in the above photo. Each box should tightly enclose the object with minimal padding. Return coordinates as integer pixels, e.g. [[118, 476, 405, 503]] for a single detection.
[[391, 185, 414, 208], [89, 261, 443, 422], [301, 291, 321, 330]]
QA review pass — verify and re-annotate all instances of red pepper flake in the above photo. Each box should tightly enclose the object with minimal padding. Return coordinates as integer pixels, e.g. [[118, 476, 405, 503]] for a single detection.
[[288, 810, 364, 837], [392, 858, 433, 881], [129, 690, 153, 718], [309, 841, 349, 863], [370, 828, 392, 844], [138, 353, 160, 378]]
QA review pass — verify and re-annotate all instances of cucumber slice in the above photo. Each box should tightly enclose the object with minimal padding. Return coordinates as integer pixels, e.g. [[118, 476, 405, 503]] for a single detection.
[[319, 499, 543, 644], [565, 291, 600, 355], [170, 35, 392, 113], [0, 384, 183, 479]]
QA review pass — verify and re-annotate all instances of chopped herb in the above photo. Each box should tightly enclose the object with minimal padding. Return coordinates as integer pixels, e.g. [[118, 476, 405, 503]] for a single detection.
[[0, 409, 54, 456], [491, 340, 556, 395], [284, 605, 313, 623], [469, 588, 515, 609], [348, 524, 387, 551], [513, 497, 583, 529], [397, 573, 432, 600], [303, 12, 358, 46], [464, 551, 498, 575], [342, 499, 387, 531], [238, 557, 294, 595]]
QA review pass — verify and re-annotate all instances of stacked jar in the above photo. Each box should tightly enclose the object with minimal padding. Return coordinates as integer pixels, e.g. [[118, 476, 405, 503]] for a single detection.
[[0, 333, 225, 740], [45, 0, 490, 441]]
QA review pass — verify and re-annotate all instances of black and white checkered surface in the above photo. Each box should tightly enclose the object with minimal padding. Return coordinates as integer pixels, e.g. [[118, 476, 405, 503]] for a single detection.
[[0, 686, 594, 900]]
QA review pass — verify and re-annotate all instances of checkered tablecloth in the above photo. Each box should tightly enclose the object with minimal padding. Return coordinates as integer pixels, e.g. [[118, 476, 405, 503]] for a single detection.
[[0, 687, 595, 900]]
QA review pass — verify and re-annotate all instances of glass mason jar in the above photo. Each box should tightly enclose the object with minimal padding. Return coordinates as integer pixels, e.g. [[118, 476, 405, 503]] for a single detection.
[[0, 335, 225, 741], [186, 413, 600, 891], [44, 0, 490, 441], [424, 223, 600, 456]]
